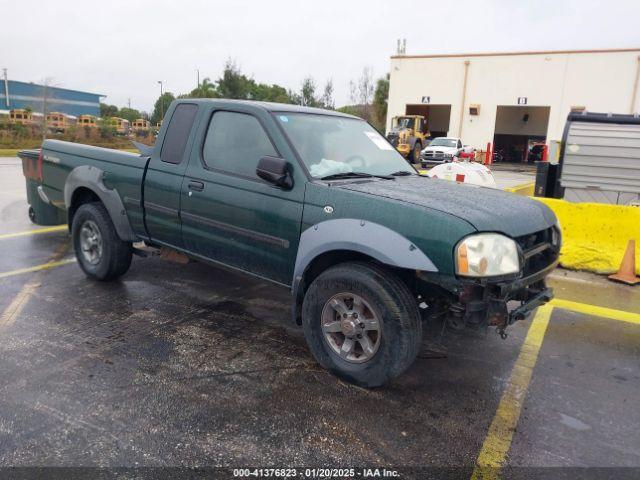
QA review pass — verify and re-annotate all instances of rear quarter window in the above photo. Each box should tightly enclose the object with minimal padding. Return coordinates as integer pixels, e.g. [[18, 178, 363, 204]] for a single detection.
[[160, 104, 199, 164]]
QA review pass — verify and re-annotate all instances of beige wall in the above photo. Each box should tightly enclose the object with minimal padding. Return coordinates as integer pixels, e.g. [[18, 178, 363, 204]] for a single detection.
[[387, 50, 640, 149], [494, 106, 550, 136]]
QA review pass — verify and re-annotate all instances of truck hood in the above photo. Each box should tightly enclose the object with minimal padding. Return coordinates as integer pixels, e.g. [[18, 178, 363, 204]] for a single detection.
[[337, 176, 556, 237]]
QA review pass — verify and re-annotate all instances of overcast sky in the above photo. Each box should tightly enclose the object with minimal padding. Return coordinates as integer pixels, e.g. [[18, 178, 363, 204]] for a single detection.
[[2, 0, 639, 112]]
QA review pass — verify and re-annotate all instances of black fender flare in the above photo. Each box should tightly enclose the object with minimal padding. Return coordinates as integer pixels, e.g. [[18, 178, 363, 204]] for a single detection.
[[64, 165, 138, 242], [290, 219, 438, 323]]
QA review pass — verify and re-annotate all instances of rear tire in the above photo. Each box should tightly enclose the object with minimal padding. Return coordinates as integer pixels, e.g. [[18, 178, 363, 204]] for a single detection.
[[72, 202, 132, 281], [302, 262, 422, 388]]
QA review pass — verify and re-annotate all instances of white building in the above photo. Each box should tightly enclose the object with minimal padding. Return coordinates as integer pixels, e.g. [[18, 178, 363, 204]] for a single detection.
[[387, 48, 640, 162]]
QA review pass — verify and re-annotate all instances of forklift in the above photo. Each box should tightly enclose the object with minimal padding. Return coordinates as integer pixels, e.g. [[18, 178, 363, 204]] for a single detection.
[[386, 115, 430, 164]]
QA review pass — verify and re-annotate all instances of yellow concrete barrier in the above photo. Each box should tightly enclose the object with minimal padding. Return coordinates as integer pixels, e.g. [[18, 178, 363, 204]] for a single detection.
[[534, 198, 640, 275], [504, 182, 534, 196]]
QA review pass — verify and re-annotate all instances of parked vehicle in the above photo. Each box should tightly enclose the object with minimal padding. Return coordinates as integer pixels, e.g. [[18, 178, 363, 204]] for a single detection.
[[108, 117, 130, 136], [131, 118, 151, 134], [386, 115, 430, 164], [9, 108, 34, 125], [22, 99, 559, 387], [46, 112, 68, 133], [77, 114, 98, 128], [420, 137, 463, 167]]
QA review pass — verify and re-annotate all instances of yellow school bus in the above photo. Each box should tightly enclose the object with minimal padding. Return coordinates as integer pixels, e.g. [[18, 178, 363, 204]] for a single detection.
[[77, 115, 98, 128], [108, 117, 130, 135], [9, 109, 34, 125], [46, 112, 67, 132], [131, 118, 151, 133]]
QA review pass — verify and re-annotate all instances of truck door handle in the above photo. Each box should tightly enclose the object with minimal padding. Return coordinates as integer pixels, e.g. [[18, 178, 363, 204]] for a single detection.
[[188, 180, 204, 192]]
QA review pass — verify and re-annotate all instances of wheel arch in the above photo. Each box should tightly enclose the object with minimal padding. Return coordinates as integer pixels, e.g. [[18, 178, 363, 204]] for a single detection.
[[64, 165, 137, 242], [291, 219, 438, 324]]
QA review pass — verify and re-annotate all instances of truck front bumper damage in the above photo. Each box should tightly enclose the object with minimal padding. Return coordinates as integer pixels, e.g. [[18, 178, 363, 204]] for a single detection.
[[417, 259, 557, 337]]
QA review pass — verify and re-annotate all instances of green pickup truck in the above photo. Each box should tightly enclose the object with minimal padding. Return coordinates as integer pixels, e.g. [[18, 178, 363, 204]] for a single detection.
[[27, 99, 559, 387]]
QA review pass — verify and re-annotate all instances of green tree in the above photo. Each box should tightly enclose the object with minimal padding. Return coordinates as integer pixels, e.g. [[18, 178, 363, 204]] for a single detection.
[[319, 79, 334, 110], [300, 77, 318, 107], [372, 73, 390, 131], [182, 77, 219, 99], [348, 67, 375, 122], [151, 92, 175, 124], [118, 107, 142, 122], [213, 61, 295, 103], [251, 83, 293, 103], [336, 105, 360, 116], [100, 103, 118, 118], [217, 60, 254, 99]]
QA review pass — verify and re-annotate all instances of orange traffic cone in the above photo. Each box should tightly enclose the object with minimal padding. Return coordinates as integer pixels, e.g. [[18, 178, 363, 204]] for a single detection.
[[608, 240, 640, 285]]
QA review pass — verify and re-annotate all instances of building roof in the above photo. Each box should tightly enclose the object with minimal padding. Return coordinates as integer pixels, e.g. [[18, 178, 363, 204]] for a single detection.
[[5, 79, 105, 97], [391, 47, 640, 60]]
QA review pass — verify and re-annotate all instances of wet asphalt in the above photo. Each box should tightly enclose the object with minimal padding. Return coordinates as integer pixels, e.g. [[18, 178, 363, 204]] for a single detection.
[[1, 157, 639, 474]]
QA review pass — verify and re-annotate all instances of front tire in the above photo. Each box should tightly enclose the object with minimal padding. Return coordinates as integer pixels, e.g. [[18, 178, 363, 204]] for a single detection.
[[72, 202, 132, 281], [302, 262, 422, 388], [411, 142, 422, 164]]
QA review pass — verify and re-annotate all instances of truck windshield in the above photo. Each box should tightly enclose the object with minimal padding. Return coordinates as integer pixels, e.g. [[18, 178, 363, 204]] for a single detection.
[[275, 113, 414, 178], [429, 138, 458, 147]]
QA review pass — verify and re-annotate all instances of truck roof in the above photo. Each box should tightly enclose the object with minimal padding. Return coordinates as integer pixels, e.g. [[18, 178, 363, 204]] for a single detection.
[[173, 98, 360, 119]]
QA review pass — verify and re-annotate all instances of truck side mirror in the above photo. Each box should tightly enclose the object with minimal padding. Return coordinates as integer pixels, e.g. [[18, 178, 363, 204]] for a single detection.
[[256, 156, 293, 189]]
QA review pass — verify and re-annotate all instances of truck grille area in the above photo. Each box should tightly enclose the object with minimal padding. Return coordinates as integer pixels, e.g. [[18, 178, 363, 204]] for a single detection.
[[423, 150, 445, 158], [515, 227, 559, 277]]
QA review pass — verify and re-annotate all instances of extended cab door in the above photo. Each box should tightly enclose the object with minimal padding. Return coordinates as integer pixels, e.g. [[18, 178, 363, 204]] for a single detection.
[[143, 103, 199, 248], [179, 107, 305, 285]]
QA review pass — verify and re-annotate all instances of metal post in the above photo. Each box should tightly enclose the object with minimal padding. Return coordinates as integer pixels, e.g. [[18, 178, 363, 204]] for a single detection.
[[2, 68, 9, 107], [157, 80, 163, 121], [457, 60, 470, 138], [42, 81, 48, 142], [630, 55, 640, 114]]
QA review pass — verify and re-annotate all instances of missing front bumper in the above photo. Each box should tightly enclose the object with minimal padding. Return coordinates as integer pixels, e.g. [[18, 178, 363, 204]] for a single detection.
[[508, 287, 554, 324]]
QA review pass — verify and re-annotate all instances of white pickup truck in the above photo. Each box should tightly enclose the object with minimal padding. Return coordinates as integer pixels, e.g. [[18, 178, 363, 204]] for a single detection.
[[420, 137, 464, 167]]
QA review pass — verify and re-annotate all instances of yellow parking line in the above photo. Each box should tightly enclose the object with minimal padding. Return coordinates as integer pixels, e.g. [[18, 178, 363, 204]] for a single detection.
[[0, 225, 67, 240], [0, 241, 72, 331], [551, 298, 640, 325], [0, 280, 41, 329], [471, 304, 554, 480], [0, 258, 76, 280]]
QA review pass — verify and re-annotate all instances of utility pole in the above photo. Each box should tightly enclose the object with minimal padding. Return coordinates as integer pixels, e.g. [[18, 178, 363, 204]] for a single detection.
[[2, 68, 9, 107], [196, 69, 200, 89], [128, 98, 131, 109], [42, 79, 49, 142], [157, 80, 164, 121]]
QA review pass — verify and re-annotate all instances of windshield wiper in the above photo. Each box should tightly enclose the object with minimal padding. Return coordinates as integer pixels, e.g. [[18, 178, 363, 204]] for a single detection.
[[320, 171, 395, 181], [389, 170, 415, 176]]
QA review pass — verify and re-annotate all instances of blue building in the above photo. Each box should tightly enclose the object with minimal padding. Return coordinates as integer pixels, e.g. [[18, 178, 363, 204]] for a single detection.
[[1, 79, 104, 117]]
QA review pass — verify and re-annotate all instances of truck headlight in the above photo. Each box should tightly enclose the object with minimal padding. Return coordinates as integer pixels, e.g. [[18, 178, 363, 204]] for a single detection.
[[455, 233, 520, 277]]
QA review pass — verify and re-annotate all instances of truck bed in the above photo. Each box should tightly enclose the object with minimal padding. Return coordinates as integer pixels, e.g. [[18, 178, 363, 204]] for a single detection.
[[40, 139, 149, 238]]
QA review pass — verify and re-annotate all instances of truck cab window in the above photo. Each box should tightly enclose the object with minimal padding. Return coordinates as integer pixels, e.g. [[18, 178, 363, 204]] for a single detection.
[[202, 111, 277, 177], [160, 103, 198, 164]]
